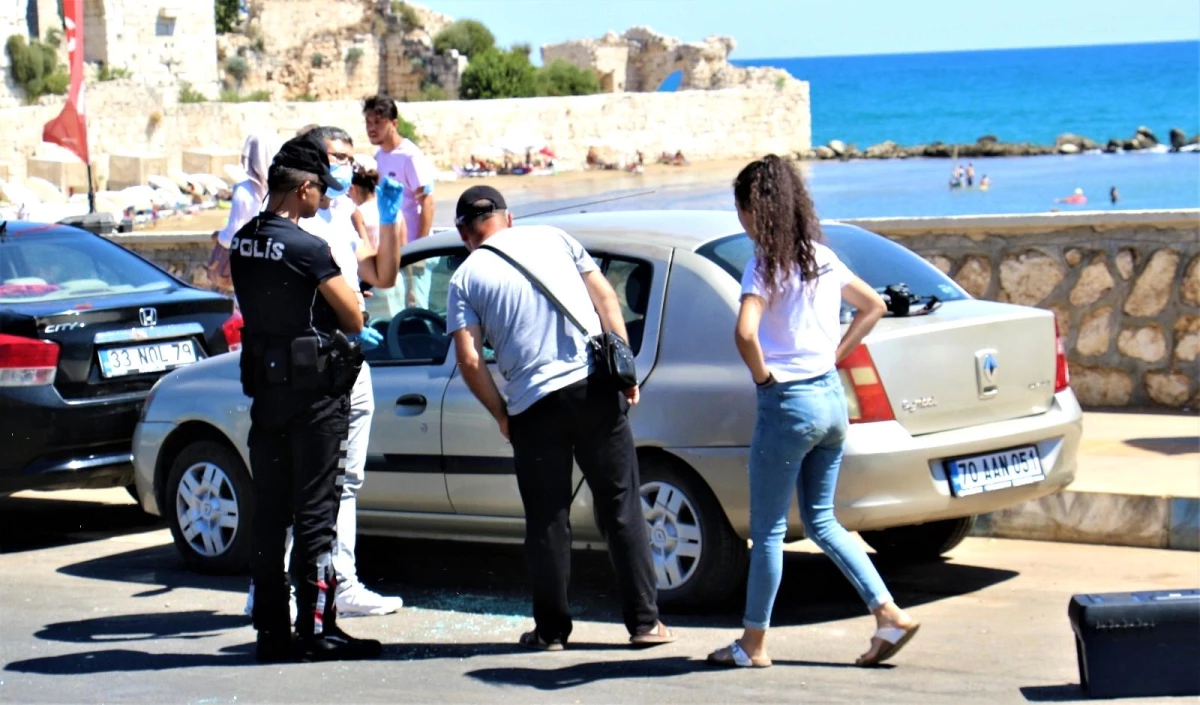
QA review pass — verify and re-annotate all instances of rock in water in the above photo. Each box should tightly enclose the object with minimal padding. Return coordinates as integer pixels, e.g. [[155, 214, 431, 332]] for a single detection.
[[1054, 133, 1095, 150], [865, 140, 900, 158], [1105, 138, 1122, 153], [1136, 126, 1158, 144], [815, 145, 836, 160], [977, 134, 999, 144], [1059, 143, 1080, 154], [827, 140, 846, 157], [1170, 128, 1187, 151]]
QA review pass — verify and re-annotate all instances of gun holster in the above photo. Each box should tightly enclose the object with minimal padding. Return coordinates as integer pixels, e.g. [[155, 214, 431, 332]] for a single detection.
[[240, 332, 362, 398]]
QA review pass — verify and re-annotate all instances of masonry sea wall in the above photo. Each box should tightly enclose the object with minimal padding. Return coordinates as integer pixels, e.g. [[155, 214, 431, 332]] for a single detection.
[[0, 83, 811, 183]]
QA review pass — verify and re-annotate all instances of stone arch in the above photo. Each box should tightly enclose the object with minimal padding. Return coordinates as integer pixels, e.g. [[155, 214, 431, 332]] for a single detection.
[[82, 0, 109, 64]]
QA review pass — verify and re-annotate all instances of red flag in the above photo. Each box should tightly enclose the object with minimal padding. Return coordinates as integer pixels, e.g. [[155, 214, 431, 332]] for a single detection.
[[42, 0, 89, 164]]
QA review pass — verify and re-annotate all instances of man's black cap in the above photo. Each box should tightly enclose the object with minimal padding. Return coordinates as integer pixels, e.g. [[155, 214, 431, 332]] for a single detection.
[[271, 134, 340, 191], [455, 185, 507, 226]]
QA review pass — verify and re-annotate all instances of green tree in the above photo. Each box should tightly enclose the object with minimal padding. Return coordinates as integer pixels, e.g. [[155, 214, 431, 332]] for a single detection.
[[535, 60, 600, 97], [433, 19, 495, 59], [5, 34, 67, 102], [215, 0, 240, 33], [459, 48, 536, 100]]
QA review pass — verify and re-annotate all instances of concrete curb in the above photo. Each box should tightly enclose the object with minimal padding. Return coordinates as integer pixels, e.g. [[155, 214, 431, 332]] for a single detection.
[[972, 490, 1199, 551]]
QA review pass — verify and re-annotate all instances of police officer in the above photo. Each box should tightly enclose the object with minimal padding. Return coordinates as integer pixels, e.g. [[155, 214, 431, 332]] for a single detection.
[[229, 134, 381, 663]]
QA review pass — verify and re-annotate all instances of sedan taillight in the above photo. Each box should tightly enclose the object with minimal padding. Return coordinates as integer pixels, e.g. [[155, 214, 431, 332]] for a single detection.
[[0, 334, 60, 387], [222, 311, 243, 352], [837, 344, 895, 423], [1054, 316, 1070, 392]]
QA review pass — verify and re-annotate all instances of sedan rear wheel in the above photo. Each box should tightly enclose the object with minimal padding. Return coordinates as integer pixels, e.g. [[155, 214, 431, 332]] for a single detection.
[[639, 459, 746, 609], [860, 516, 976, 561], [165, 440, 252, 574]]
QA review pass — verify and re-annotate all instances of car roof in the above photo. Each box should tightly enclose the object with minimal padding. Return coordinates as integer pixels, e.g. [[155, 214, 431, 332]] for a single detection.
[[0, 220, 81, 238], [410, 210, 747, 255]]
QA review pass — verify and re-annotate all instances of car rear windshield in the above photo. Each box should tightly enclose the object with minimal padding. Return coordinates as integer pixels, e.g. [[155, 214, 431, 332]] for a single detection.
[[696, 224, 967, 302], [0, 229, 174, 303]]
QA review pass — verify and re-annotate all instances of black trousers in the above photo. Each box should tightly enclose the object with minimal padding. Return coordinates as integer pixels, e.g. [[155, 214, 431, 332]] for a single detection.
[[248, 387, 350, 637], [508, 375, 659, 643]]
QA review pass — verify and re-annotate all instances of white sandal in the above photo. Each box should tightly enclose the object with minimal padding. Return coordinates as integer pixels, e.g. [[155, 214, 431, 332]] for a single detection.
[[857, 623, 920, 667], [706, 641, 772, 668]]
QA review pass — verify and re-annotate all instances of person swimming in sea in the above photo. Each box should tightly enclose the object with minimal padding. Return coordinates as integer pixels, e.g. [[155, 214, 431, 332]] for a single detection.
[[966, 162, 975, 187], [1056, 188, 1087, 205], [979, 175, 991, 191], [1110, 186, 1120, 205]]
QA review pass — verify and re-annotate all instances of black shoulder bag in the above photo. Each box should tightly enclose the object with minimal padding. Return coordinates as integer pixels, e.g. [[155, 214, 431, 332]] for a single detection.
[[480, 243, 638, 391]]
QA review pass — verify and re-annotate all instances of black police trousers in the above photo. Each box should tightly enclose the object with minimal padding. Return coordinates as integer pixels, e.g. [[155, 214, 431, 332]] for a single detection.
[[248, 387, 350, 637]]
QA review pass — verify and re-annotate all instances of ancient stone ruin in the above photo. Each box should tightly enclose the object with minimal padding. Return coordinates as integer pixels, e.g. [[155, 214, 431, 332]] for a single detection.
[[541, 27, 798, 93]]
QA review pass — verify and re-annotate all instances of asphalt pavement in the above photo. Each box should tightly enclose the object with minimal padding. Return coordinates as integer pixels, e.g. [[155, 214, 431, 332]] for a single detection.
[[1, 488, 1197, 704]]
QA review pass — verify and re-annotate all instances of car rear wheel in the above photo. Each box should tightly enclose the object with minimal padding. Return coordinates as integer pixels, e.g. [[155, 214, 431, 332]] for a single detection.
[[639, 459, 747, 609], [860, 516, 976, 561], [165, 440, 252, 574]]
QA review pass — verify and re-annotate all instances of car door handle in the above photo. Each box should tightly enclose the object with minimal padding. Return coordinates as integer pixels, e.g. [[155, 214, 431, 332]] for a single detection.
[[395, 394, 427, 417]]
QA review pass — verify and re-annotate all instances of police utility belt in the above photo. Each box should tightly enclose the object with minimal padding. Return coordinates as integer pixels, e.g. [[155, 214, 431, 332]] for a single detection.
[[240, 330, 364, 398]]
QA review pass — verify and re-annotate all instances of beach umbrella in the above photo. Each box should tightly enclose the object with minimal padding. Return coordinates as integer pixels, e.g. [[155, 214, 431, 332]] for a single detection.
[[539, 147, 556, 158], [24, 177, 68, 204], [193, 174, 230, 196], [224, 163, 250, 185]]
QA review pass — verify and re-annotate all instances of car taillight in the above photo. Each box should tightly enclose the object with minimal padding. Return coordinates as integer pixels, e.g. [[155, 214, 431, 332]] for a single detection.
[[1054, 316, 1070, 392], [222, 312, 243, 352], [836, 344, 895, 423], [0, 334, 60, 387]]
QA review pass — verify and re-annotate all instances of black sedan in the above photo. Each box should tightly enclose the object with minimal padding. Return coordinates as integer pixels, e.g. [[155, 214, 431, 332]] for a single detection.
[[0, 220, 237, 494]]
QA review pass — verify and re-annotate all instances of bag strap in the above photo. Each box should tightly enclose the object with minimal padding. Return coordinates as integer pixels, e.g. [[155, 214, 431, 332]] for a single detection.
[[480, 243, 596, 338]]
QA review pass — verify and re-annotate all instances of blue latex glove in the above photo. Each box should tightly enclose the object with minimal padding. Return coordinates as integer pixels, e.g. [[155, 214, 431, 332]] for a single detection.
[[350, 327, 383, 351], [376, 177, 404, 226]]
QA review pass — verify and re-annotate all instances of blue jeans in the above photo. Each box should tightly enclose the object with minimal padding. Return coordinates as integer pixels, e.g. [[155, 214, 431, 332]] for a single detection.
[[744, 369, 893, 630]]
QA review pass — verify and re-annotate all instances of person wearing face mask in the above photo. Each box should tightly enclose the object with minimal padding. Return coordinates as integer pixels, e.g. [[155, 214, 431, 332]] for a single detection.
[[243, 125, 408, 621]]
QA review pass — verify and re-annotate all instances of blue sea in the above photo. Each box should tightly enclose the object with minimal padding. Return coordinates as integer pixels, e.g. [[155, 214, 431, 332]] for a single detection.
[[650, 41, 1200, 217]]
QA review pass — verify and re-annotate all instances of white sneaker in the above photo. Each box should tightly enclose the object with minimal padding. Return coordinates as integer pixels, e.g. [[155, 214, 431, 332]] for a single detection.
[[244, 582, 298, 624], [335, 586, 404, 617]]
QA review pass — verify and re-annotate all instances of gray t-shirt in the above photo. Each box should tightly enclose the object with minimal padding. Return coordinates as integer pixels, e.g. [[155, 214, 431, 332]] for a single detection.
[[447, 225, 601, 415]]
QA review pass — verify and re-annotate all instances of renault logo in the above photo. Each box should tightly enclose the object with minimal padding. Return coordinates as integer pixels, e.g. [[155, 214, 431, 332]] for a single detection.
[[975, 349, 999, 398], [138, 307, 158, 327]]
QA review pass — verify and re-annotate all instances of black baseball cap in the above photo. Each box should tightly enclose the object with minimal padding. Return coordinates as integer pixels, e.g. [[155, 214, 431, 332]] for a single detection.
[[455, 185, 508, 226], [271, 134, 340, 191]]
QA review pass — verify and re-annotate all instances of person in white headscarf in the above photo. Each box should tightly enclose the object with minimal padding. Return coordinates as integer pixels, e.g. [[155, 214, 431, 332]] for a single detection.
[[209, 132, 282, 293]]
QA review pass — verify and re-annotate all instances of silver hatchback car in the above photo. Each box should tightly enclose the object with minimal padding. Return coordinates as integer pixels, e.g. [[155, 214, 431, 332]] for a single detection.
[[133, 211, 1081, 607]]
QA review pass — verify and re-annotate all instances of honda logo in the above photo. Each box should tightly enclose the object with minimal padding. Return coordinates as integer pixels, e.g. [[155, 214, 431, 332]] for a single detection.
[[975, 349, 999, 399], [138, 307, 158, 327]]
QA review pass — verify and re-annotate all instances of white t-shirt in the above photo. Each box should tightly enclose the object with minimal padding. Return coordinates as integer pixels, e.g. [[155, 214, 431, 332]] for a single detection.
[[375, 139, 436, 240], [740, 243, 854, 382], [300, 194, 364, 310], [216, 180, 263, 247]]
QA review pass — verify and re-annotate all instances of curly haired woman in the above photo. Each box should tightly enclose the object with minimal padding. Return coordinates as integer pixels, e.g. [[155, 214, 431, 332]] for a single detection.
[[707, 155, 919, 669]]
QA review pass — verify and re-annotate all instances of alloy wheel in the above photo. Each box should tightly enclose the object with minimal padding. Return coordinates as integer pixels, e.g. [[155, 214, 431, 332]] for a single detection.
[[640, 480, 703, 590], [175, 461, 240, 557]]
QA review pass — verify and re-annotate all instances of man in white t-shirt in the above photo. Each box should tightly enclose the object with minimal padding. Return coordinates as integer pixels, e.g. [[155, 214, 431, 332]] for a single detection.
[[364, 94, 436, 309]]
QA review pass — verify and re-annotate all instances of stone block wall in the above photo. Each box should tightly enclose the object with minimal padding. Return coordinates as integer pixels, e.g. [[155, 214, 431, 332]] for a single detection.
[[847, 211, 1200, 409], [0, 85, 812, 182]]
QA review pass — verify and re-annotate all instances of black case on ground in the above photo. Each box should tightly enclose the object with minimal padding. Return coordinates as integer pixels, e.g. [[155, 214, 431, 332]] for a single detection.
[[1068, 589, 1200, 699]]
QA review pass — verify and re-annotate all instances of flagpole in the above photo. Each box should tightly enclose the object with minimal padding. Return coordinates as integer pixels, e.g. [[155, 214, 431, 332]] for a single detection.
[[86, 163, 95, 214]]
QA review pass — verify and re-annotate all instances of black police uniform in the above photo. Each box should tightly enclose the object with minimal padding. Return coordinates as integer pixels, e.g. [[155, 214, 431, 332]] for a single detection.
[[229, 210, 367, 656]]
